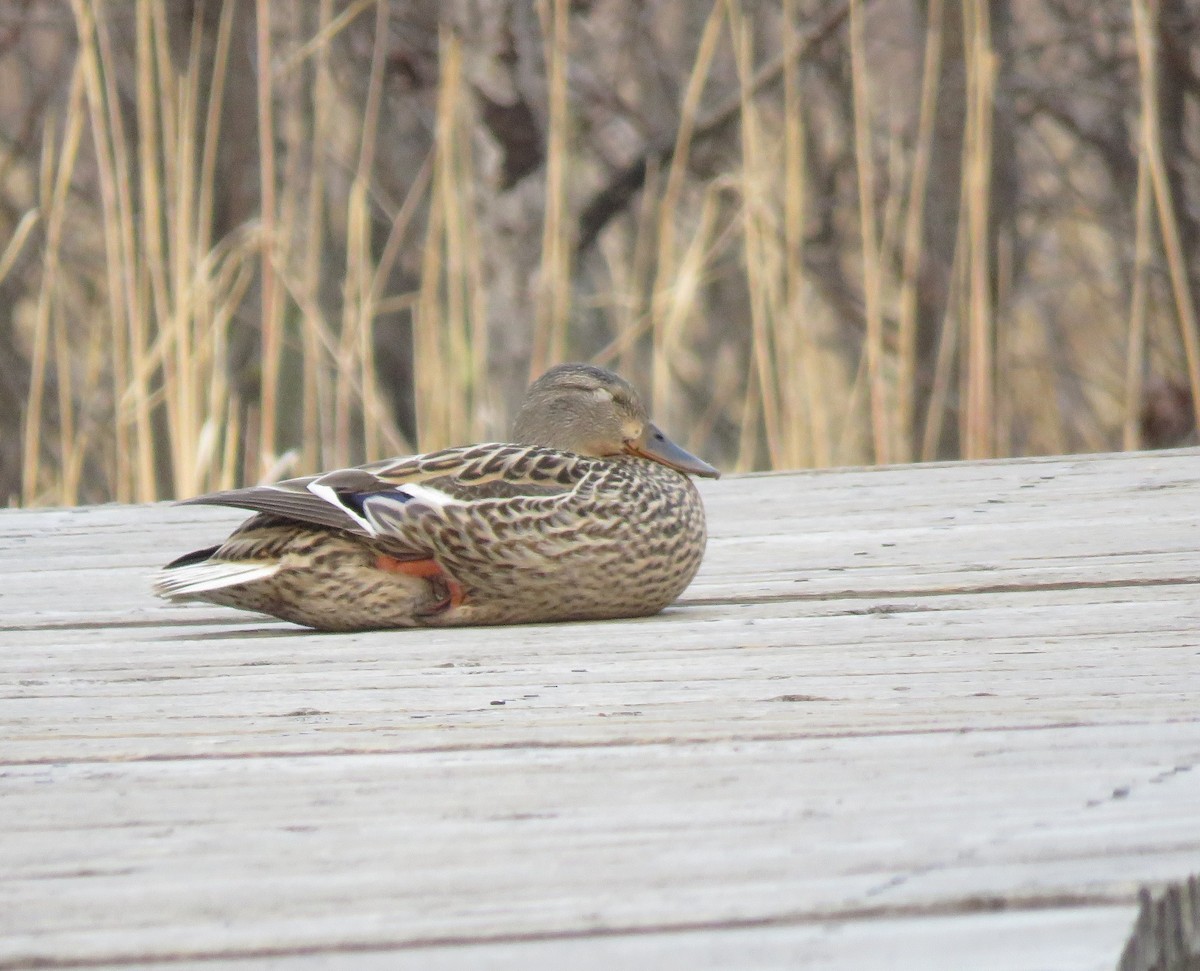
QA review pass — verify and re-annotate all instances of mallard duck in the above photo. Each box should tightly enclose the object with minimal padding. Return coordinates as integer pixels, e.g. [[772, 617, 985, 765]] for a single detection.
[[154, 363, 720, 631]]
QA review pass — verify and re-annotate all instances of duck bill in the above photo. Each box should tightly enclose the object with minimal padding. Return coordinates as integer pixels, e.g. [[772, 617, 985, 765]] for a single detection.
[[628, 423, 721, 479]]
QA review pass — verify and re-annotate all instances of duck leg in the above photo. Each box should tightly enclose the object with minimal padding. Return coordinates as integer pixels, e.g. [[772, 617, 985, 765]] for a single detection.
[[374, 554, 465, 614]]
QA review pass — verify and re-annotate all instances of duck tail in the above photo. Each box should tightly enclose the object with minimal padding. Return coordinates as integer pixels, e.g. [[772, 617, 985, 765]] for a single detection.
[[153, 550, 280, 601]]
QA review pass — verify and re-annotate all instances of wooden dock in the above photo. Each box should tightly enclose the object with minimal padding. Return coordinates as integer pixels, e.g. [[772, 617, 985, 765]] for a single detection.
[[2, 449, 1199, 969]]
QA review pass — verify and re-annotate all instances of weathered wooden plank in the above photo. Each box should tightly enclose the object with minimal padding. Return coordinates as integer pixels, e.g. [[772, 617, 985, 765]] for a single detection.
[[2, 727, 1195, 966], [0, 595, 1195, 763], [4, 449, 1200, 630], [2, 582, 1196, 763], [1118, 876, 1200, 971], [1, 449, 1199, 969], [127, 906, 1139, 971]]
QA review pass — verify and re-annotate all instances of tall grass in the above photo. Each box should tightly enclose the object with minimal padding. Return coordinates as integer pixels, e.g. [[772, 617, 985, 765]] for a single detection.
[[9, 0, 1196, 506], [20, 0, 409, 505], [961, 0, 995, 460], [414, 27, 485, 451], [1131, 0, 1200, 433], [894, 0, 942, 464]]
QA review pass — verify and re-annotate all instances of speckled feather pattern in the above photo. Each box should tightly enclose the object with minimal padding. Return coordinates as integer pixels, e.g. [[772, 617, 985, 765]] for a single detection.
[[161, 446, 707, 631], [422, 454, 707, 627]]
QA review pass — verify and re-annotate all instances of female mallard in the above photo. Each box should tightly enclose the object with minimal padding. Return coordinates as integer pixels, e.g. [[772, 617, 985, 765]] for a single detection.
[[154, 363, 719, 631]]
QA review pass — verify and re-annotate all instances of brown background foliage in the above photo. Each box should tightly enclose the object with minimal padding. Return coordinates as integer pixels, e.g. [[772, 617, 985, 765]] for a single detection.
[[1, 0, 1198, 506]]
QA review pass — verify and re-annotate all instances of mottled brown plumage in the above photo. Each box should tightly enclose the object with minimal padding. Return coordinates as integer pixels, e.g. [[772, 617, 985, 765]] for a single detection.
[[154, 364, 719, 631]]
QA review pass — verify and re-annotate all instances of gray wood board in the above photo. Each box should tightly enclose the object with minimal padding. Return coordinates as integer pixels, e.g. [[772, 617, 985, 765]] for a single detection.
[[2, 449, 1199, 969]]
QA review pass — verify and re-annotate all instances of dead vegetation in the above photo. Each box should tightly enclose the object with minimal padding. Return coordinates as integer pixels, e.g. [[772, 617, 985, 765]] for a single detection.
[[1, 0, 1198, 506]]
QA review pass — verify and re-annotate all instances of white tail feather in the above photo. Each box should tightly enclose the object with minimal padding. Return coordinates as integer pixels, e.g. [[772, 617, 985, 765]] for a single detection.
[[153, 561, 280, 600]]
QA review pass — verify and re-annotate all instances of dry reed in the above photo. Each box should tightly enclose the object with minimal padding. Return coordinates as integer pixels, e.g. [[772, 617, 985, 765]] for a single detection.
[[7, 0, 1195, 507]]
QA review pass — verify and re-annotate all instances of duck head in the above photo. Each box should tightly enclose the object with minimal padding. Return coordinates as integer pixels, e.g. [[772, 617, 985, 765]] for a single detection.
[[512, 363, 720, 479]]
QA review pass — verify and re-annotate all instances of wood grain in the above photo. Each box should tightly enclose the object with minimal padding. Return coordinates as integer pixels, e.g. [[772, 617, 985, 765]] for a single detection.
[[2, 449, 1199, 969]]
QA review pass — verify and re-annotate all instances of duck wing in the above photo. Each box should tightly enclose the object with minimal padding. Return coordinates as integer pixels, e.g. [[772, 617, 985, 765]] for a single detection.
[[181, 443, 588, 541]]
